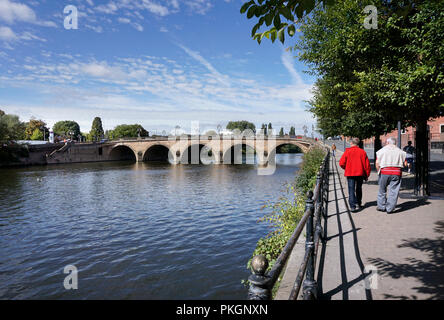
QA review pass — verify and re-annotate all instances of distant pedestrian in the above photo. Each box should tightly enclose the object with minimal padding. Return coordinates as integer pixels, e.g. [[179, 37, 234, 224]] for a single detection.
[[339, 138, 371, 212], [376, 138, 407, 214], [403, 141, 415, 173], [331, 143, 337, 157]]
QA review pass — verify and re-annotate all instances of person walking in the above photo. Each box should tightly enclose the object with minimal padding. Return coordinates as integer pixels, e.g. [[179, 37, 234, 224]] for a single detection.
[[331, 143, 337, 157], [339, 138, 371, 212], [403, 141, 415, 173], [376, 137, 407, 214]]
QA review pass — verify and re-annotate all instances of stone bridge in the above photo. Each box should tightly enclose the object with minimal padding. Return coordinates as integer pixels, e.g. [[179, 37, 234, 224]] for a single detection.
[[105, 136, 314, 165], [46, 136, 315, 165]]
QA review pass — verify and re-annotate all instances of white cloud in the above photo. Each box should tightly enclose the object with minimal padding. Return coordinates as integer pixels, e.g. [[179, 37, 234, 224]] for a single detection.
[[95, 2, 118, 14], [0, 26, 46, 43], [0, 26, 16, 41], [0, 0, 56, 27], [0, 46, 315, 131], [281, 50, 304, 85], [142, 1, 170, 16], [178, 44, 230, 86]]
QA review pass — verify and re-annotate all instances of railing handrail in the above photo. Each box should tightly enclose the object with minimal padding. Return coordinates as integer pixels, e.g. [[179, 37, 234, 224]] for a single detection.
[[248, 148, 330, 300]]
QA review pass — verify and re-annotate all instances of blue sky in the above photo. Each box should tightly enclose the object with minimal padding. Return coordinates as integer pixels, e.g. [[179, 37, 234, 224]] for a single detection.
[[0, 0, 317, 135]]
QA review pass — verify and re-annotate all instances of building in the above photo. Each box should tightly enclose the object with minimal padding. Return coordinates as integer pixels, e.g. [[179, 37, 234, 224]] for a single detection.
[[363, 116, 444, 152]]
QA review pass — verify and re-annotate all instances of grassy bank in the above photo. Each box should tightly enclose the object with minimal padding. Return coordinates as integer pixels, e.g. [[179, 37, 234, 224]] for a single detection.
[[246, 146, 326, 285]]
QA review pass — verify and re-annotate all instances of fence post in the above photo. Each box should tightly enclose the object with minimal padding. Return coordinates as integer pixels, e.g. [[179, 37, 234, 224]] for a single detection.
[[248, 255, 271, 300], [303, 191, 318, 300]]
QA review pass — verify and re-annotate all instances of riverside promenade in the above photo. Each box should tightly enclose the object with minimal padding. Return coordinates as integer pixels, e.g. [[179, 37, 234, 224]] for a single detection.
[[276, 148, 444, 300]]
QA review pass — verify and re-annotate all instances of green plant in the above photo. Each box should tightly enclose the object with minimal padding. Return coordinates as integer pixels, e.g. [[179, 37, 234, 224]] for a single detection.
[[246, 147, 326, 278]]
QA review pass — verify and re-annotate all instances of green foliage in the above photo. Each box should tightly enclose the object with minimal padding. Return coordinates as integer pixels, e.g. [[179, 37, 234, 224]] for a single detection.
[[0, 110, 26, 141], [289, 126, 296, 136], [226, 120, 256, 134], [90, 117, 104, 141], [241, 0, 424, 44], [247, 147, 326, 274], [205, 130, 218, 136], [53, 121, 81, 138], [299, 0, 444, 138], [295, 146, 326, 194], [25, 119, 48, 140], [279, 127, 284, 137], [277, 144, 301, 153], [108, 124, 149, 139], [30, 128, 43, 141]]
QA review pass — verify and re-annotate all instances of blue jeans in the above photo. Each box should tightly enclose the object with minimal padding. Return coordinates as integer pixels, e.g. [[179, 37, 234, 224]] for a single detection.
[[347, 177, 364, 209]]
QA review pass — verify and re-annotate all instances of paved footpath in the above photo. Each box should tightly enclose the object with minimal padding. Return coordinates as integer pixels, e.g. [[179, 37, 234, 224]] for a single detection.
[[276, 149, 444, 300]]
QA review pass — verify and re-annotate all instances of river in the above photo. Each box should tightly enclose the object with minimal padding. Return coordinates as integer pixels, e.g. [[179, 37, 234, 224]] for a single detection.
[[0, 153, 302, 299]]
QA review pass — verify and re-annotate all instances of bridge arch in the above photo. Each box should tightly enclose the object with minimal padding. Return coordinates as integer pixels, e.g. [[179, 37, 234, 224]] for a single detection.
[[108, 145, 137, 162], [180, 143, 215, 164], [222, 142, 258, 165], [266, 141, 311, 165], [143, 144, 171, 162]]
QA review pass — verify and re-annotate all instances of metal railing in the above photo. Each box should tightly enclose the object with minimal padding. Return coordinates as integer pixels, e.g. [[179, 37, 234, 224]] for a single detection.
[[248, 149, 330, 300]]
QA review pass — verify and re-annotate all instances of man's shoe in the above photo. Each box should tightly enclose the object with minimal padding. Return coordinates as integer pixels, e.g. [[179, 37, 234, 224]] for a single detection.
[[376, 208, 386, 212], [351, 207, 359, 213]]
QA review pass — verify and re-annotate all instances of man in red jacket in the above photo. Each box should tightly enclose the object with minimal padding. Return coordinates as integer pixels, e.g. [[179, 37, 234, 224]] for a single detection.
[[339, 138, 371, 212]]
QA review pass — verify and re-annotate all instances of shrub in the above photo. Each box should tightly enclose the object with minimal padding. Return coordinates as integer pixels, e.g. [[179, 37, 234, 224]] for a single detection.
[[247, 146, 326, 273]]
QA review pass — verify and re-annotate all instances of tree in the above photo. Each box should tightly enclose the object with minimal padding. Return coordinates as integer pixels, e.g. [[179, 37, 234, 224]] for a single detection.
[[279, 127, 284, 137], [90, 117, 104, 141], [30, 128, 44, 141], [108, 124, 148, 139], [241, 0, 423, 44], [226, 120, 256, 134], [53, 121, 81, 139], [289, 126, 296, 136], [25, 119, 48, 140], [296, 0, 443, 194], [205, 130, 218, 136], [0, 110, 26, 141], [268, 123, 273, 135]]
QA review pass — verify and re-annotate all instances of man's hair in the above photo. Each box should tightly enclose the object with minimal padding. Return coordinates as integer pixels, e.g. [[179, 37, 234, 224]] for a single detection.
[[408, 141, 412, 145], [387, 137, 396, 145], [351, 137, 360, 145]]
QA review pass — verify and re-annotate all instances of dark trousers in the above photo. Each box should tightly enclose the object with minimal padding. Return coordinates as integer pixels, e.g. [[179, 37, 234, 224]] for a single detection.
[[347, 176, 364, 209]]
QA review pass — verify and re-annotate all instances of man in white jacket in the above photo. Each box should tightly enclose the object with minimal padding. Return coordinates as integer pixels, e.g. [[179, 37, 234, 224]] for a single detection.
[[375, 138, 407, 213]]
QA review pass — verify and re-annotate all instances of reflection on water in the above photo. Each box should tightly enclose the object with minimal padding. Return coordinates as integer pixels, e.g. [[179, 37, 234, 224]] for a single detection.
[[0, 154, 302, 299]]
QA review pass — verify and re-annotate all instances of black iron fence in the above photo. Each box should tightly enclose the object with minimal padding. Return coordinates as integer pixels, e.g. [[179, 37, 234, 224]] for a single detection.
[[248, 149, 330, 300]]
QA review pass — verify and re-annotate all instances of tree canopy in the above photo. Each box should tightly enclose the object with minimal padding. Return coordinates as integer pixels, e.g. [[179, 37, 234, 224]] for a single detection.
[[90, 117, 104, 141], [226, 120, 256, 133], [241, 0, 426, 44], [0, 110, 25, 141], [108, 124, 149, 139], [300, 0, 444, 139], [53, 121, 81, 138], [25, 119, 48, 140]]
